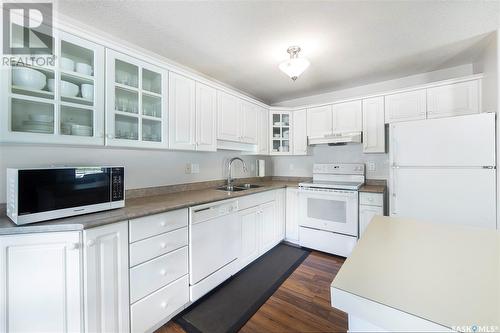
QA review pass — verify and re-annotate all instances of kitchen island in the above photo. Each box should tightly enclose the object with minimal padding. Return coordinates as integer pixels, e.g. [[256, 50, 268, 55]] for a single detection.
[[331, 216, 500, 332]]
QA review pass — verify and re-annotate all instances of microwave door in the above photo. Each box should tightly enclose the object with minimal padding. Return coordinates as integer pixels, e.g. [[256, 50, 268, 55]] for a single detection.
[[299, 190, 358, 236]]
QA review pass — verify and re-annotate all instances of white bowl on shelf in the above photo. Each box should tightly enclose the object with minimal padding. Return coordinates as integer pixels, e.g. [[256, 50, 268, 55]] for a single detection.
[[81, 84, 94, 100], [60, 57, 75, 71], [61, 80, 79, 97], [12, 67, 47, 90], [75, 63, 92, 76], [28, 114, 52, 123], [71, 124, 92, 136], [47, 78, 55, 92]]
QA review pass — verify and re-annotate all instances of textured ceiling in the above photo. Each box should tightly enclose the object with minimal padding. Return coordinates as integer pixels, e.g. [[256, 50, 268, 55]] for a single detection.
[[55, 0, 500, 104]]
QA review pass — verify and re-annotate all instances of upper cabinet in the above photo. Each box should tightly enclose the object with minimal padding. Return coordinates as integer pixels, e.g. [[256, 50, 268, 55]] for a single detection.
[[362, 97, 385, 153], [169, 74, 217, 151], [1, 31, 105, 145], [217, 91, 258, 145], [257, 107, 269, 155], [168, 72, 196, 150], [293, 109, 308, 155], [217, 91, 241, 142], [195, 82, 217, 151], [240, 102, 258, 144], [426, 80, 479, 119], [332, 100, 362, 133], [306, 105, 333, 138], [105, 49, 168, 149], [270, 111, 292, 155], [384, 89, 426, 123]]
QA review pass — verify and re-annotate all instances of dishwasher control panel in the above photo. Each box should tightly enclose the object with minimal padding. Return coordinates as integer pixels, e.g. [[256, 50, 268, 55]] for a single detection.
[[191, 200, 239, 224]]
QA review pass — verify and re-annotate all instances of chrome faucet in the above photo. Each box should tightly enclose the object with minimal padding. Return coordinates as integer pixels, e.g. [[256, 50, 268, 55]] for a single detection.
[[227, 157, 248, 189]]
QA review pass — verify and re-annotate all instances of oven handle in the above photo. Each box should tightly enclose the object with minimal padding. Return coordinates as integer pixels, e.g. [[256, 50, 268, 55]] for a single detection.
[[298, 187, 358, 197]]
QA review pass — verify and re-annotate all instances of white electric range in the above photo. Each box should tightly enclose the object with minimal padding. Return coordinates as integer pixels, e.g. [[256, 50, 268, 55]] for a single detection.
[[298, 163, 365, 257]]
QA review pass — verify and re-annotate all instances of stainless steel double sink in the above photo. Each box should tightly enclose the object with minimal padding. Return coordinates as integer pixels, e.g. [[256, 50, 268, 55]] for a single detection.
[[216, 183, 263, 192]]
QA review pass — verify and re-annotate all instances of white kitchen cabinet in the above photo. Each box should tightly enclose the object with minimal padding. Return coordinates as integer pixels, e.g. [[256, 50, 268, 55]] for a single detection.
[[241, 101, 259, 144], [362, 97, 386, 153], [359, 192, 385, 237], [168, 72, 196, 150], [217, 91, 241, 142], [0, 232, 82, 333], [384, 89, 426, 123], [238, 206, 261, 269], [195, 82, 217, 151], [105, 49, 168, 148], [270, 110, 292, 155], [285, 187, 300, 244], [427, 80, 479, 119], [293, 109, 308, 155], [84, 222, 129, 333], [307, 105, 333, 138], [257, 106, 270, 155], [260, 200, 277, 253], [1, 30, 105, 145], [332, 100, 362, 133]]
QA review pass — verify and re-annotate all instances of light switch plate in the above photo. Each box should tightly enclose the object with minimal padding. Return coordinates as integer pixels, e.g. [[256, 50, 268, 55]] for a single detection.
[[192, 163, 200, 174], [367, 161, 376, 172]]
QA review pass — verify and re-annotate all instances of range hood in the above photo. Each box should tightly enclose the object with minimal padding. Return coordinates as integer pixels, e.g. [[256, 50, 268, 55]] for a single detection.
[[308, 132, 362, 146]]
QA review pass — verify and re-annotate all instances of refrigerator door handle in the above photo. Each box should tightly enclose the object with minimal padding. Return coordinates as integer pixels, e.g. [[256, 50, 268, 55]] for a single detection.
[[391, 170, 397, 215]]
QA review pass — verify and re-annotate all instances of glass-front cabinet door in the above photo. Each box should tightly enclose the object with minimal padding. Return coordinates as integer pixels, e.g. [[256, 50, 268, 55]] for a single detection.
[[269, 111, 292, 155], [1, 29, 105, 145], [105, 49, 168, 148]]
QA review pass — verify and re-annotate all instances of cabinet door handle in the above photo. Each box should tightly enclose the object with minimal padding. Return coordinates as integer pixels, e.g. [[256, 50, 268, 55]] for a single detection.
[[68, 242, 80, 250], [160, 301, 168, 309], [160, 269, 167, 276], [160, 221, 166, 227], [86, 240, 95, 247], [160, 242, 166, 249]]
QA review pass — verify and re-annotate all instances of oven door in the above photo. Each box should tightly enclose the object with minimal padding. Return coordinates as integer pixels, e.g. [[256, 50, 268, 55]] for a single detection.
[[298, 187, 358, 237]]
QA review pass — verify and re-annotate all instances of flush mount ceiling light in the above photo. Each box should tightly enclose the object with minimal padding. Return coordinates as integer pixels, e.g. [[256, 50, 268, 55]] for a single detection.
[[279, 46, 310, 81]]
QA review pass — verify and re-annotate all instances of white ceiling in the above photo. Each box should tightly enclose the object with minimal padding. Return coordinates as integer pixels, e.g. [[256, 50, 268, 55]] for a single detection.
[[55, 1, 500, 105]]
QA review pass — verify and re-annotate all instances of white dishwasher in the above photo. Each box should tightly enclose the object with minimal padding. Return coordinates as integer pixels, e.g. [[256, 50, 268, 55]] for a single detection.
[[189, 199, 240, 301]]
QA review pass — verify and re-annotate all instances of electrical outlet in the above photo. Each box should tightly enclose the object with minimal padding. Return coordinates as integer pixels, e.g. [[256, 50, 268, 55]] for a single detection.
[[185, 163, 192, 174], [367, 161, 376, 172], [192, 163, 200, 174]]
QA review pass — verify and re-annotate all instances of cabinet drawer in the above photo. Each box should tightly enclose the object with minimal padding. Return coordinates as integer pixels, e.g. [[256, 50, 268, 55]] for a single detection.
[[238, 190, 275, 210], [359, 192, 384, 207], [130, 247, 188, 303], [129, 209, 188, 243], [129, 227, 188, 267], [131, 275, 189, 333]]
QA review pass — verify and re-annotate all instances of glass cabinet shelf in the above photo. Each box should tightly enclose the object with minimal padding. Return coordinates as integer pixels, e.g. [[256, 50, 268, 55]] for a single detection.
[[270, 111, 292, 154], [106, 49, 167, 148], [1, 30, 104, 145]]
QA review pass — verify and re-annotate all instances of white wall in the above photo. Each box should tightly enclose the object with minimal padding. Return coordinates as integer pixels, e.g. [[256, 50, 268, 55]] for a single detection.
[[273, 144, 389, 180], [0, 145, 272, 203], [271, 64, 483, 180], [272, 64, 474, 108], [473, 31, 498, 113]]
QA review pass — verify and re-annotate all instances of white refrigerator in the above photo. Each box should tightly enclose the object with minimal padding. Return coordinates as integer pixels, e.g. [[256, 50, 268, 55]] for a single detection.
[[389, 113, 496, 229]]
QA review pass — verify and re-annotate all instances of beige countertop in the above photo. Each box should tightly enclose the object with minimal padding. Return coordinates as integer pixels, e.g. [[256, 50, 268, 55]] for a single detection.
[[331, 216, 500, 329], [0, 180, 299, 235]]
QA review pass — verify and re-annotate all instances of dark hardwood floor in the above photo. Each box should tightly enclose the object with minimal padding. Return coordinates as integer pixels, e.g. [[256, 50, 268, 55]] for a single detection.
[[156, 251, 348, 333]]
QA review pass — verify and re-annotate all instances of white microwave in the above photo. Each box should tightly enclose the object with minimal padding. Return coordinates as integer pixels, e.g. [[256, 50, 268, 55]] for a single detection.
[[7, 167, 125, 225]]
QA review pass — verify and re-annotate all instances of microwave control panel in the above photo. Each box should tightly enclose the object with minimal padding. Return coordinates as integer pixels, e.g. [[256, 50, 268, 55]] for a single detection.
[[111, 167, 124, 201]]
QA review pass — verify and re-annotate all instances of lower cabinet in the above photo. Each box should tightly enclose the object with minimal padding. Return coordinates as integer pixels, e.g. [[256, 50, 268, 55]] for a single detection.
[[129, 209, 189, 333], [0, 232, 83, 333], [237, 190, 285, 271], [285, 187, 300, 244], [84, 222, 129, 333], [359, 192, 385, 237]]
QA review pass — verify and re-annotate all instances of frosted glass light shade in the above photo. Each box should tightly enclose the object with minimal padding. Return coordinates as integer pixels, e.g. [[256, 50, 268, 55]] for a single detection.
[[279, 57, 310, 81]]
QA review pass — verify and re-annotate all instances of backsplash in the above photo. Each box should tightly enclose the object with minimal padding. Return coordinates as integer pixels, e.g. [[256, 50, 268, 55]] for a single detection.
[[271, 144, 390, 180], [0, 145, 273, 204]]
